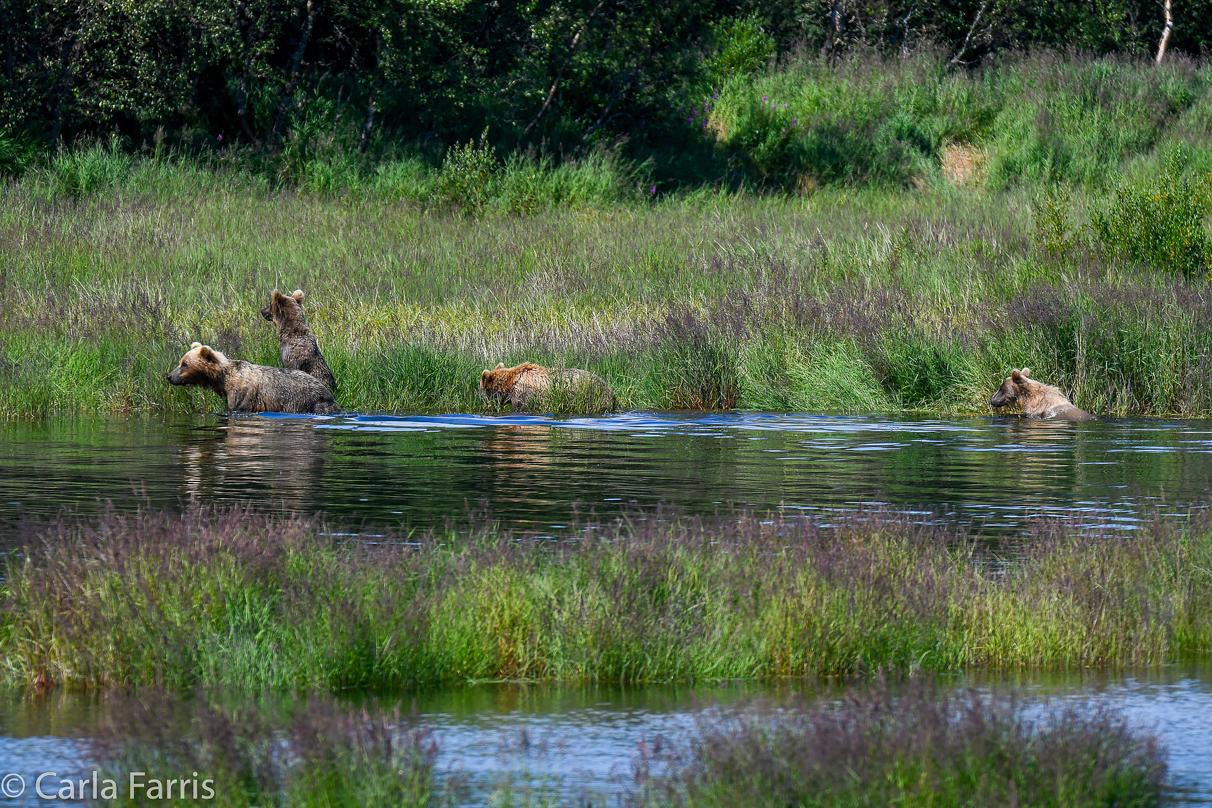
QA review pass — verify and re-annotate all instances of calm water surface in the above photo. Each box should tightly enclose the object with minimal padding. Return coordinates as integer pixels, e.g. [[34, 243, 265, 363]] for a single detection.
[[3, 412, 1212, 533], [2, 412, 1212, 802]]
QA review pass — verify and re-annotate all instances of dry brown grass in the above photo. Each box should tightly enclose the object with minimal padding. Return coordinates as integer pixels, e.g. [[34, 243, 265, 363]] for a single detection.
[[941, 143, 987, 187]]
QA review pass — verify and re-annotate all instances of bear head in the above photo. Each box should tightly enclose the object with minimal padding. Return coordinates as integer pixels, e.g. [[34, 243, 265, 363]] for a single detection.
[[990, 367, 1033, 409], [260, 289, 307, 326], [479, 362, 510, 400], [167, 342, 229, 386]]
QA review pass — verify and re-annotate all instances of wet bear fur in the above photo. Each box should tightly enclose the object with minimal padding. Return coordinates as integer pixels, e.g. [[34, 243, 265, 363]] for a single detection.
[[990, 368, 1093, 421], [260, 289, 337, 394], [167, 342, 341, 414], [480, 362, 617, 413]]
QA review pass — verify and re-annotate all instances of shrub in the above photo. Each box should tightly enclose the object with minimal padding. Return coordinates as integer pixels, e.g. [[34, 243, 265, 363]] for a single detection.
[[1091, 151, 1212, 279], [435, 130, 497, 216]]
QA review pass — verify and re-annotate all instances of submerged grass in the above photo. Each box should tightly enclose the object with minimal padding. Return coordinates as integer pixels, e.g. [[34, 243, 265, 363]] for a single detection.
[[2, 505, 1210, 691], [633, 676, 1168, 808], [82, 677, 1170, 808]]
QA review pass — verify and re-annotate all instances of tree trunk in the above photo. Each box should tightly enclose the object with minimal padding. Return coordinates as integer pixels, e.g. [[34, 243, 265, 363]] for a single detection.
[[1155, 0, 1173, 64]]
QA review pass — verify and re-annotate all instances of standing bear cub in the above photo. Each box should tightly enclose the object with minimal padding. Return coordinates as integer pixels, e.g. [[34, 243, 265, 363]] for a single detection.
[[990, 368, 1093, 421], [260, 289, 337, 394], [167, 342, 341, 414], [480, 362, 617, 413]]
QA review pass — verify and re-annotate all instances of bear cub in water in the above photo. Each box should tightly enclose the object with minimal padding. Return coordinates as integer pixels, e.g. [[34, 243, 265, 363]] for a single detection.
[[167, 342, 340, 414], [260, 289, 337, 394], [480, 362, 617, 413], [990, 367, 1093, 421]]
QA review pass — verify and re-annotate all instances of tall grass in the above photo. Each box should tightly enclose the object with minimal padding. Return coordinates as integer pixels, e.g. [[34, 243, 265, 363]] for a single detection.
[[3, 504, 1210, 691], [1, 174, 1211, 417]]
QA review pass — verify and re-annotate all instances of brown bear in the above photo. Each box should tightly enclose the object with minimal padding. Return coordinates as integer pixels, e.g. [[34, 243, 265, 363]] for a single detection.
[[260, 289, 337, 394], [167, 342, 341, 415], [989, 368, 1093, 421], [480, 362, 617, 413]]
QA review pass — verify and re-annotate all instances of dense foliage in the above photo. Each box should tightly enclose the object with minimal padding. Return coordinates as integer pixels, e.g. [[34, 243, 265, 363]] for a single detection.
[[1, 0, 1210, 179]]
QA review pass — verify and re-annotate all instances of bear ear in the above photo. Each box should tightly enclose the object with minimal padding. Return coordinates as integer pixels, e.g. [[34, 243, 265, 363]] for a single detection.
[[1011, 369, 1023, 382], [495, 362, 505, 370], [1020, 367, 1031, 378], [197, 345, 216, 361], [291, 289, 305, 302], [482, 369, 490, 379], [190, 341, 202, 350]]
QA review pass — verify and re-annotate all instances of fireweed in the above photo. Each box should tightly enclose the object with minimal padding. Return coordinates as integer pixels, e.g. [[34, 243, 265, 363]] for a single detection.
[[1, 504, 1210, 691]]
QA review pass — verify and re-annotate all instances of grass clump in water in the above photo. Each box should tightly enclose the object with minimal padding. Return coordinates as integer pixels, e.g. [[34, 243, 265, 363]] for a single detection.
[[3, 504, 1211, 691], [634, 676, 1169, 808], [92, 692, 442, 807]]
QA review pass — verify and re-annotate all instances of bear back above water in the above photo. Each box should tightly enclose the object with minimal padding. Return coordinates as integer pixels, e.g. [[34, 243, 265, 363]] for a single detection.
[[167, 342, 341, 415], [990, 368, 1093, 421], [260, 289, 337, 394], [480, 362, 617, 413]]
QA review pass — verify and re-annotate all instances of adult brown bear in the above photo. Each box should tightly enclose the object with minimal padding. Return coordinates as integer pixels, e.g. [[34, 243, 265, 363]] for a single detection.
[[990, 368, 1093, 421], [480, 362, 616, 413], [167, 342, 340, 414]]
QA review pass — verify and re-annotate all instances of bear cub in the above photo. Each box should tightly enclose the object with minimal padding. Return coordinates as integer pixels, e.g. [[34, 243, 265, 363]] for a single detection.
[[261, 289, 337, 394], [480, 362, 616, 413], [990, 368, 1093, 421], [167, 342, 341, 414]]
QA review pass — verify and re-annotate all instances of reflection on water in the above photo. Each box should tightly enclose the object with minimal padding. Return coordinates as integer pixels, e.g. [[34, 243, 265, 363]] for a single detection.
[[3, 668, 1210, 806], [3, 412, 1212, 533]]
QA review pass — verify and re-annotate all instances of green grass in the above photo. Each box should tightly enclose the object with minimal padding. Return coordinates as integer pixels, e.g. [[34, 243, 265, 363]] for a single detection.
[[1, 161, 1211, 418], [3, 506, 1210, 692]]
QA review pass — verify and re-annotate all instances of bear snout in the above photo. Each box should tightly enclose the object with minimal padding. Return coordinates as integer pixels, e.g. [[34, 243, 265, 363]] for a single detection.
[[166, 367, 185, 385], [260, 305, 274, 321]]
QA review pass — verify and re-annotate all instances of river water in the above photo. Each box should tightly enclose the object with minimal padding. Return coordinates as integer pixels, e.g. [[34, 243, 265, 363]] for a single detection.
[[2, 412, 1211, 803]]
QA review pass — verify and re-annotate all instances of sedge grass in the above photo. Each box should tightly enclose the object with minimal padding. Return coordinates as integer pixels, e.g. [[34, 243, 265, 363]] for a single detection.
[[2, 504, 1210, 692]]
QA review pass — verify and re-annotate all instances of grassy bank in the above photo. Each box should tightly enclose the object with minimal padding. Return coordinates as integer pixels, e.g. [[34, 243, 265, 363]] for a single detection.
[[84, 679, 1168, 808], [2, 165, 1212, 418], [3, 505, 1210, 691], [2, 53, 1212, 419]]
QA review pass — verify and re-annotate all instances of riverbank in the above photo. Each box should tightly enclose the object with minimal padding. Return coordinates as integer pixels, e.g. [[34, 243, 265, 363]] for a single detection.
[[3, 505, 1209, 691], [1, 172, 1211, 418]]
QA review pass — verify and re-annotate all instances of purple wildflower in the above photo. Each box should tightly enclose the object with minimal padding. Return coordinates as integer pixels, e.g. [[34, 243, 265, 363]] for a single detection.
[[650, 186, 656, 194], [713, 93, 718, 99], [762, 95, 767, 102], [217, 134, 224, 141], [792, 119, 797, 126]]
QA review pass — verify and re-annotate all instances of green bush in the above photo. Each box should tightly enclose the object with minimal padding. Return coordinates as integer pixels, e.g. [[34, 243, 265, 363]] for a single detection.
[[705, 14, 775, 86], [47, 141, 132, 196], [435, 130, 497, 216], [1091, 152, 1212, 278]]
